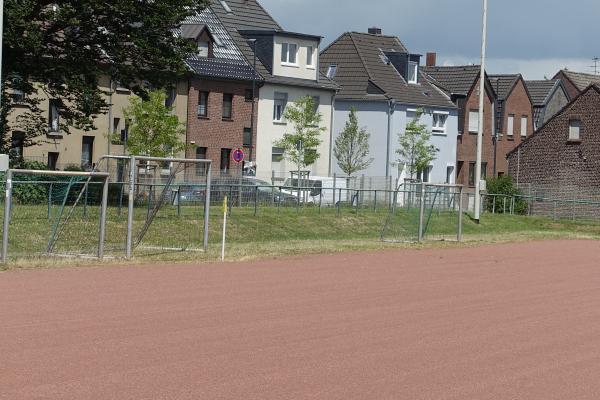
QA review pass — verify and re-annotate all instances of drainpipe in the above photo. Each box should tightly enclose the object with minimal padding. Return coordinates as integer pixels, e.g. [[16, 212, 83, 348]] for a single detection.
[[385, 98, 396, 178], [328, 92, 336, 176]]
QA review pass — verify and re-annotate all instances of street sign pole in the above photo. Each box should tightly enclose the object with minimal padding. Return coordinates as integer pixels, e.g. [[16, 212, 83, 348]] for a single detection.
[[221, 195, 228, 262]]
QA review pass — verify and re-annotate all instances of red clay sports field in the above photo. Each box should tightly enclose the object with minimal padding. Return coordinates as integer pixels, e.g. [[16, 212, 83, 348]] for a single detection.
[[1, 240, 600, 399]]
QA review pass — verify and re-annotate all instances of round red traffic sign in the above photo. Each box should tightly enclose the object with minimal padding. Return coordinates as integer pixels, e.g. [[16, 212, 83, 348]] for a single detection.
[[232, 148, 245, 163]]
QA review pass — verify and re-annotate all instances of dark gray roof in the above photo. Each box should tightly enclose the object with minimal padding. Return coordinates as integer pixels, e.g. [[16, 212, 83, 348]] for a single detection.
[[421, 65, 481, 96], [319, 32, 455, 108], [209, 0, 336, 90], [559, 70, 600, 91], [525, 80, 559, 106], [186, 58, 260, 81], [489, 74, 520, 100], [181, 24, 207, 41]]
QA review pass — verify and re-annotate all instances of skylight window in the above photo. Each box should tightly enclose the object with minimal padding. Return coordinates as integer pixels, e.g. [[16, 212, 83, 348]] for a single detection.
[[327, 65, 337, 79], [220, 1, 232, 13]]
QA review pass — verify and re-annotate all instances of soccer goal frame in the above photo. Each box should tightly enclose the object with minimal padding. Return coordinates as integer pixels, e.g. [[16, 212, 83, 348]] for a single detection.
[[97, 155, 212, 259], [1, 169, 110, 263], [381, 182, 464, 244]]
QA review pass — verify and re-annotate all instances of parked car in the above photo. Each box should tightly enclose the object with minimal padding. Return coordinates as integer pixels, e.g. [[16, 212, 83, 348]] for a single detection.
[[175, 177, 298, 206], [281, 176, 348, 205]]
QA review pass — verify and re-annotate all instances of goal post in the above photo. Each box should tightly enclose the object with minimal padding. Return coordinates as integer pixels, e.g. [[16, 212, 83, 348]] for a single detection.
[[96, 155, 212, 259], [1, 169, 110, 263], [381, 182, 464, 244]]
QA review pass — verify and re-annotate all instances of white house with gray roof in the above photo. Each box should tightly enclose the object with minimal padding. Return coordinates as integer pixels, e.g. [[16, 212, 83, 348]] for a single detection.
[[320, 30, 458, 185]]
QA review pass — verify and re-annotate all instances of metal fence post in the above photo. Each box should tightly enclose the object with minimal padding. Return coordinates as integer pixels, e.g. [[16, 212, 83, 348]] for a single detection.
[[418, 183, 426, 242], [457, 186, 463, 242], [126, 156, 136, 259], [374, 190, 378, 211], [332, 173, 336, 208], [48, 182, 53, 219], [203, 163, 212, 252], [2, 170, 14, 263], [98, 176, 109, 259], [254, 185, 258, 216], [177, 185, 181, 217]]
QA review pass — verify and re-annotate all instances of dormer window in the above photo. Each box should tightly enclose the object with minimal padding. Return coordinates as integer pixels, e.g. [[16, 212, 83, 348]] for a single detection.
[[198, 41, 209, 58], [408, 61, 418, 84], [327, 65, 337, 79], [219, 0, 232, 13], [281, 43, 297, 65], [306, 46, 314, 67]]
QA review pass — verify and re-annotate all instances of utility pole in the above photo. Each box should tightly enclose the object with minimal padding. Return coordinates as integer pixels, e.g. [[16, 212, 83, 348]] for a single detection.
[[591, 57, 599, 75], [474, 0, 488, 222]]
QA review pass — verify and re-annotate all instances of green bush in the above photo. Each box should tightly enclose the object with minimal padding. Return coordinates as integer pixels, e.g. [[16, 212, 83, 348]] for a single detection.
[[485, 175, 528, 214], [10, 161, 54, 205]]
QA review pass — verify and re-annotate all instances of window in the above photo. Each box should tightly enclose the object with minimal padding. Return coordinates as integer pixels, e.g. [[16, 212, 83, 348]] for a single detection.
[[165, 87, 177, 108], [219, 0, 232, 13], [432, 112, 448, 134], [198, 41, 209, 58], [569, 119, 581, 141], [112, 118, 120, 135], [121, 120, 129, 143], [245, 89, 254, 102], [12, 76, 25, 103], [195, 147, 207, 176], [197, 91, 209, 117], [272, 147, 284, 163], [520, 115, 528, 137], [49, 100, 60, 133], [326, 65, 337, 79], [10, 132, 25, 159], [418, 166, 432, 183], [48, 152, 59, 170], [222, 93, 233, 119], [81, 136, 94, 169], [468, 110, 479, 133], [507, 114, 515, 137], [306, 46, 314, 67], [281, 43, 297, 64], [468, 162, 486, 187], [243, 128, 253, 147], [273, 92, 288, 122], [446, 166, 454, 184], [220, 148, 231, 174], [408, 61, 418, 84]]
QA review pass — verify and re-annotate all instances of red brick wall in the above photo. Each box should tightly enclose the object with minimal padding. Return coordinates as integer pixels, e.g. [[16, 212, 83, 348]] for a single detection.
[[186, 79, 257, 175], [456, 77, 495, 187], [494, 79, 534, 176]]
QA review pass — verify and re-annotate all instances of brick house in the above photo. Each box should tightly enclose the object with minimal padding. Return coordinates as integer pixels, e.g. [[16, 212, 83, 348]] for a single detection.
[[488, 74, 535, 177], [525, 79, 569, 130], [553, 70, 600, 101], [181, 8, 262, 176], [422, 65, 496, 187], [507, 84, 600, 205]]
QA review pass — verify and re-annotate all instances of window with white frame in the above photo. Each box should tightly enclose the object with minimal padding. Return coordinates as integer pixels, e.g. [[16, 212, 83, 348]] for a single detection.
[[281, 43, 297, 65], [198, 41, 209, 57], [272, 147, 285, 163], [446, 165, 454, 184], [273, 92, 288, 122], [418, 165, 432, 183], [507, 114, 515, 137], [569, 119, 581, 141], [520, 115, 528, 137], [432, 112, 448, 134], [468, 110, 479, 133], [306, 46, 314, 67], [408, 61, 418, 84]]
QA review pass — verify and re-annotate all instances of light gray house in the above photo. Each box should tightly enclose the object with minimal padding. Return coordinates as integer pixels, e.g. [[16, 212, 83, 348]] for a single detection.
[[320, 29, 458, 184]]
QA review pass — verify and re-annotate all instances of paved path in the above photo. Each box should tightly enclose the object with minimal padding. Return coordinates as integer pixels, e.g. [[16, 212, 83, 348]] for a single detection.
[[1, 240, 600, 399]]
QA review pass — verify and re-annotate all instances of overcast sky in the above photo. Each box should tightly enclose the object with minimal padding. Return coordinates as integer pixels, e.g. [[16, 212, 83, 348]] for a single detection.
[[259, 0, 600, 79]]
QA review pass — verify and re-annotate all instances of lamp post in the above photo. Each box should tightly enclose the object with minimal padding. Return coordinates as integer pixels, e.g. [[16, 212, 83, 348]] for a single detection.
[[0, 0, 4, 114], [249, 38, 257, 174], [474, 0, 488, 222]]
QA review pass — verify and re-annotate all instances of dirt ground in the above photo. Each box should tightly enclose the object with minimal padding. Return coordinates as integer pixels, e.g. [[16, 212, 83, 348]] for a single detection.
[[1, 240, 600, 399]]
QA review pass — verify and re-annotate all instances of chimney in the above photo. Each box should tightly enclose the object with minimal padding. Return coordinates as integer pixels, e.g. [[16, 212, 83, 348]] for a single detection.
[[426, 52, 437, 67], [368, 27, 382, 35]]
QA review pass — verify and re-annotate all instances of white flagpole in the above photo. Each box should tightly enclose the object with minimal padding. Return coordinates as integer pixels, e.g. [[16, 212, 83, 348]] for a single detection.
[[474, 0, 488, 222]]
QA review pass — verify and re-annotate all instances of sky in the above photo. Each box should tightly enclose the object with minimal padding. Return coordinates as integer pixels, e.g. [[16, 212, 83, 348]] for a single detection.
[[259, 0, 600, 80]]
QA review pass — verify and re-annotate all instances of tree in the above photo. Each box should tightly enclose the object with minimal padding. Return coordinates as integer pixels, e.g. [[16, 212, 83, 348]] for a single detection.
[[273, 96, 326, 170], [1, 0, 210, 157], [396, 109, 439, 180], [333, 107, 373, 176], [118, 90, 187, 158]]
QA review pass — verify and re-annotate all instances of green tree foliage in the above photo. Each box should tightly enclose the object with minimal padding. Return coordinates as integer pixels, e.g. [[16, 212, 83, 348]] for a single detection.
[[273, 96, 326, 170], [396, 109, 438, 179], [1, 0, 210, 156], [333, 107, 373, 176], [485, 175, 528, 214], [118, 90, 187, 158]]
